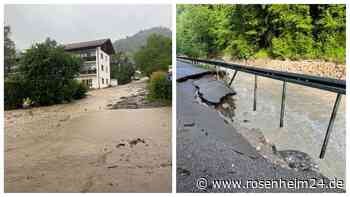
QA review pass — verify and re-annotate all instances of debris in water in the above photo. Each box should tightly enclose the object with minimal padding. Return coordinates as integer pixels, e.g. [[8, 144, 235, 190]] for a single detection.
[[116, 143, 126, 148], [273, 146, 319, 172], [129, 138, 146, 147], [59, 115, 71, 122], [107, 165, 118, 169], [184, 121, 195, 127], [108, 90, 167, 109], [177, 167, 191, 176]]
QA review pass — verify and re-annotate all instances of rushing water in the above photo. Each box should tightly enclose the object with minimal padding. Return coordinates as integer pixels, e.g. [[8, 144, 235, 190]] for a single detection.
[[223, 70, 346, 182]]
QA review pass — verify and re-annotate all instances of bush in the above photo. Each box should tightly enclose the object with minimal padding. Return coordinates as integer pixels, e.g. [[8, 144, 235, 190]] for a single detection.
[[134, 34, 172, 76], [73, 81, 88, 100], [61, 80, 88, 101], [19, 38, 83, 106], [226, 38, 255, 60], [254, 49, 270, 59], [4, 79, 27, 110], [110, 52, 135, 85], [147, 71, 172, 101]]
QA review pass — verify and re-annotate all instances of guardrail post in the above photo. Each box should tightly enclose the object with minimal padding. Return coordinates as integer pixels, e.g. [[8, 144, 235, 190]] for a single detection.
[[319, 93, 342, 159], [280, 81, 287, 127], [253, 75, 257, 111], [229, 70, 238, 86]]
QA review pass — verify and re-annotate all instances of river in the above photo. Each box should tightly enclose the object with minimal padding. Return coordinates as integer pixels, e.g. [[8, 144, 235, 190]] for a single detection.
[[224, 70, 345, 182]]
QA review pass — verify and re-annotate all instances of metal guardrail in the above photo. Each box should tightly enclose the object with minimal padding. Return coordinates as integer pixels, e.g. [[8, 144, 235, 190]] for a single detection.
[[177, 56, 346, 159]]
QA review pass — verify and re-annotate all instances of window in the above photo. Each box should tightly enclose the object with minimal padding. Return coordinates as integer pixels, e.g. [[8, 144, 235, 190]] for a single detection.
[[101, 64, 104, 71], [88, 79, 92, 88], [82, 79, 92, 88], [106, 79, 109, 84], [102, 78, 104, 84], [100, 53, 103, 59]]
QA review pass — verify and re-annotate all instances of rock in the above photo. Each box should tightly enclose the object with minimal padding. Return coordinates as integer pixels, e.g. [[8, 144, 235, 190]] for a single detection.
[[277, 149, 319, 172]]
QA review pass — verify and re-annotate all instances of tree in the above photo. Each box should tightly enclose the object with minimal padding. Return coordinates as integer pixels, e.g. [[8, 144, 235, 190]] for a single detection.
[[19, 38, 83, 105], [110, 51, 135, 85], [134, 34, 171, 76], [314, 4, 346, 63], [4, 25, 16, 76], [268, 5, 315, 60], [176, 5, 216, 58], [177, 4, 345, 63]]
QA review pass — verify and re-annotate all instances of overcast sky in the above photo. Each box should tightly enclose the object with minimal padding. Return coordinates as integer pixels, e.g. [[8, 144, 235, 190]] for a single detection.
[[5, 4, 172, 50]]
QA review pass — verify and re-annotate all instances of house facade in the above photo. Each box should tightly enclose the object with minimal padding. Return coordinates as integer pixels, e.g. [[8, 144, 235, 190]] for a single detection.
[[64, 39, 115, 89]]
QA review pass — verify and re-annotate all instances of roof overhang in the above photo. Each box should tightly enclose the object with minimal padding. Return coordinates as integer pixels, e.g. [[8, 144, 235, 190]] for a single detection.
[[64, 39, 115, 55]]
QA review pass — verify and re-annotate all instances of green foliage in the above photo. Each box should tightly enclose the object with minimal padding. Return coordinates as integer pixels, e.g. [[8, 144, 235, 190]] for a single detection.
[[177, 4, 345, 63], [73, 81, 88, 100], [4, 79, 27, 110], [254, 49, 270, 59], [17, 38, 85, 106], [62, 80, 88, 101], [268, 5, 315, 60], [110, 52, 135, 85], [314, 5, 346, 63], [23, 97, 33, 106], [147, 71, 172, 101], [176, 5, 217, 58], [134, 34, 171, 76], [113, 27, 171, 58], [4, 26, 16, 76], [225, 36, 255, 60]]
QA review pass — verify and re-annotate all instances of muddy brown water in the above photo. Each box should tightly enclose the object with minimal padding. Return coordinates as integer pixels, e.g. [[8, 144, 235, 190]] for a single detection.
[[4, 80, 172, 192], [220, 70, 345, 182]]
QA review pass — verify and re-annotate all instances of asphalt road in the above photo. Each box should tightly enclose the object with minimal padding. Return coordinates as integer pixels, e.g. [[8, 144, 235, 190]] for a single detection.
[[176, 60, 344, 193]]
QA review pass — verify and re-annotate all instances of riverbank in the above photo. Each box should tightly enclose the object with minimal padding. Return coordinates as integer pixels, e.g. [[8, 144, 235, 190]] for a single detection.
[[222, 57, 345, 80]]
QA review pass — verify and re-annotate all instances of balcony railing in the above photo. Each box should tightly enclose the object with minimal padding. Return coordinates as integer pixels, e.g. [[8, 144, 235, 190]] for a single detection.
[[82, 56, 96, 62]]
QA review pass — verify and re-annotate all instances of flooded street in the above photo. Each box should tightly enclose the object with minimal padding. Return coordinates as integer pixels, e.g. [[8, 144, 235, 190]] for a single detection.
[[4, 79, 172, 192], [224, 70, 345, 182]]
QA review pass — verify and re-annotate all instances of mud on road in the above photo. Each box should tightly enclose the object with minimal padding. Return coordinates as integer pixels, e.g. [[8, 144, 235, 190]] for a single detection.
[[5, 79, 172, 192]]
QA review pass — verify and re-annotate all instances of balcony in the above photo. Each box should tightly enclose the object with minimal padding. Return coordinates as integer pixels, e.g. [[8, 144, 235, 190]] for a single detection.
[[80, 69, 96, 75], [80, 63, 96, 75], [82, 56, 96, 62]]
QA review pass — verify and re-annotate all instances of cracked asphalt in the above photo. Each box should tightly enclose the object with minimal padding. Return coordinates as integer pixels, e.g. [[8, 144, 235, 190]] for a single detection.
[[176, 60, 344, 192]]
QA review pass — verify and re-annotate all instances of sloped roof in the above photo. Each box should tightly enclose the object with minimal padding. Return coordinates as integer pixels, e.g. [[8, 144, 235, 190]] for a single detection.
[[64, 38, 115, 55]]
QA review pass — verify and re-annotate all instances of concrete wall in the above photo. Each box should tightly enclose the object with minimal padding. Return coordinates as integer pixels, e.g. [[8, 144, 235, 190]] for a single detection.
[[74, 47, 111, 89], [77, 74, 98, 89], [96, 47, 111, 88]]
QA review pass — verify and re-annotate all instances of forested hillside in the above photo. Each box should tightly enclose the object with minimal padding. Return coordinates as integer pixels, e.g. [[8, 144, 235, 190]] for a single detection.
[[177, 4, 345, 63], [113, 27, 171, 57]]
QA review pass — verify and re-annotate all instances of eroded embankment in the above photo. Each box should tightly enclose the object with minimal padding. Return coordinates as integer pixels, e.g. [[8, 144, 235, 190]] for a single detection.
[[183, 72, 321, 175]]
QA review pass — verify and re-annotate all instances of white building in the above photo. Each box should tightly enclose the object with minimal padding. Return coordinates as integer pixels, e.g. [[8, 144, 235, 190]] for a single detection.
[[64, 39, 115, 89]]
